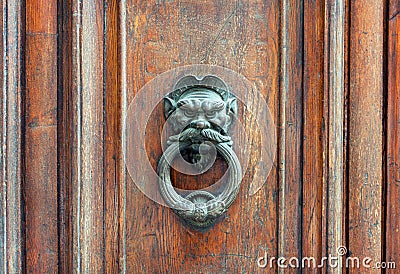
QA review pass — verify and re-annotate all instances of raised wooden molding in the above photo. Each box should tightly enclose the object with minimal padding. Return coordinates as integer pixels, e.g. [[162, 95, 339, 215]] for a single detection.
[[325, 1, 345, 273], [0, 0, 23, 272]]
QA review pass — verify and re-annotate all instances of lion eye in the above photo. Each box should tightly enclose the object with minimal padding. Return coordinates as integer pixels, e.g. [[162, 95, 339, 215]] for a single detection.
[[184, 110, 196, 117], [206, 111, 217, 118]]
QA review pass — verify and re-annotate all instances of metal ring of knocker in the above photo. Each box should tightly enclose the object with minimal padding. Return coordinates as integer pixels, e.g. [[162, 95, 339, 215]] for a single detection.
[[157, 75, 242, 229]]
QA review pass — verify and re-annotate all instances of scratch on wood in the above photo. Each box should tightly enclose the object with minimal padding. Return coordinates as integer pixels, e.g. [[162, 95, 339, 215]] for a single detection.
[[201, 3, 240, 63], [389, 10, 400, 21]]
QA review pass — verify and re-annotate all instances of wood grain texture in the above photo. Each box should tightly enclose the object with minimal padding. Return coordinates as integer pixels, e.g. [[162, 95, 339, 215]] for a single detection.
[[65, 0, 106, 272], [0, 1, 4, 269], [386, 0, 400, 268], [25, 0, 58, 272], [342, 0, 350, 266], [0, 1, 396, 272], [348, 0, 383, 269], [26, 0, 57, 34], [58, 1, 72, 272], [325, 1, 345, 273], [59, 0, 120, 272], [119, 2, 128, 272], [104, 0, 121, 272], [124, 1, 279, 272], [0, 0, 24, 272], [278, 0, 303, 271], [302, 1, 325, 272]]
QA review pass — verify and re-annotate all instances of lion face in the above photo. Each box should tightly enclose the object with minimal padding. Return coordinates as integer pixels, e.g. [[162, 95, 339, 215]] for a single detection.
[[163, 77, 238, 168], [165, 88, 236, 136]]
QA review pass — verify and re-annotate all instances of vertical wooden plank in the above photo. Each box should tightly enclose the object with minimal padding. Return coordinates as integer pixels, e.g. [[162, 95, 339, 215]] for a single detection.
[[119, 1, 127, 272], [342, 0, 350, 264], [0, 0, 24, 272], [60, 0, 120, 271], [278, 0, 303, 269], [348, 0, 383, 269], [64, 0, 105, 272], [59, 0, 72, 272], [124, 1, 279, 272], [104, 0, 121, 272], [386, 0, 400, 268], [302, 0, 325, 270], [0, 0, 4, 269], [24, 0, 58, 272], [78, 0, 105, 271], [325, 0, 345, 273]]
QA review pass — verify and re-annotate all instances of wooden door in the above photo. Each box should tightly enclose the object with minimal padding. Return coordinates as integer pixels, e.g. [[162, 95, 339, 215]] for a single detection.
[[1, 0, 399, 273]]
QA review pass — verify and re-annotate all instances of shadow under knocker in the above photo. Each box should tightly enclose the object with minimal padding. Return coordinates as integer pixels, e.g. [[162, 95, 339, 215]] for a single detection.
[[157, 75, 242, 230]]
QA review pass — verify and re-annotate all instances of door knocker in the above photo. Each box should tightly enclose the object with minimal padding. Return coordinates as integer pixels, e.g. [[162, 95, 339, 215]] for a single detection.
[[157, 75, 242, 229]]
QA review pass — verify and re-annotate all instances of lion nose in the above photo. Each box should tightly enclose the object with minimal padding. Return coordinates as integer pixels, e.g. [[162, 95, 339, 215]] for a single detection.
[[191, 120, 209, 129], [196, 121, 206, 129]]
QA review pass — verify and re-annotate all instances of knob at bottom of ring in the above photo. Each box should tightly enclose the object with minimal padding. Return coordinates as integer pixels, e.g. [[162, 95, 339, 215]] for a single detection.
[[174, 190, 225, 229]]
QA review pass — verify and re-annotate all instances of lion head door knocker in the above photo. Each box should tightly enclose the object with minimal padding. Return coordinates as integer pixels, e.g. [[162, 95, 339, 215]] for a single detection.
[[157, 75, 242, 229]]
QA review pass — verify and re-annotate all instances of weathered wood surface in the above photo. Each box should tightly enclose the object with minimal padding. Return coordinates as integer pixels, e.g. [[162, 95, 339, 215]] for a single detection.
[[66, 0, 106, 272], [386, 0, 400, 270], [59, 0, 122, 272], [278, 1, 303, 273], [0, 0, 398, 273], [125, 1, 279, 273], [58, 2, 72, 272], [0, 0, 23, 272], [302, 2, 325, 273], [25, 0, 58, 272], [325, 1, 345, 273], [104, 0, 122, 272], [348, 0, 383, 272]]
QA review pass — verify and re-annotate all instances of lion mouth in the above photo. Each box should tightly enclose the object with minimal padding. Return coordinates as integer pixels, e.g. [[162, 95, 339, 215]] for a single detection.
[[177, 127, 231, 144], [166, 124, 232, 167]]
